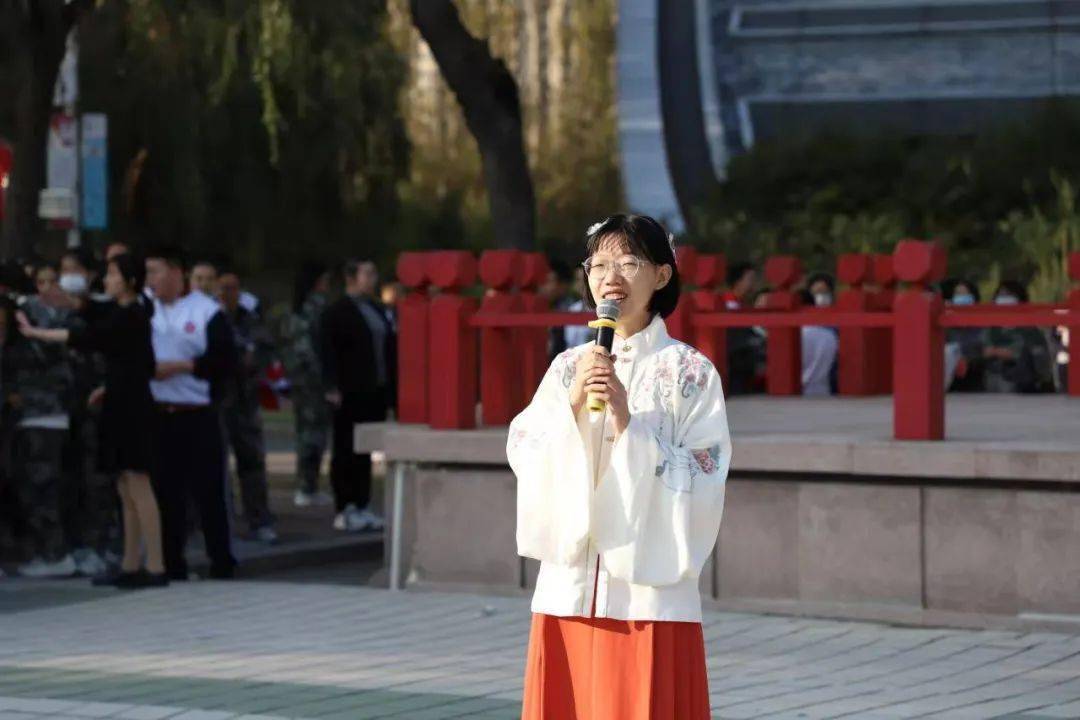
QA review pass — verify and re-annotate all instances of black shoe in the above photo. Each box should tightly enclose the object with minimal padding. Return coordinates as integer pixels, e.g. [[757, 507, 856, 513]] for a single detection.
[[208, 564, 235, 580], [117, 570, 171, 589], [91, 570, 138, 587]]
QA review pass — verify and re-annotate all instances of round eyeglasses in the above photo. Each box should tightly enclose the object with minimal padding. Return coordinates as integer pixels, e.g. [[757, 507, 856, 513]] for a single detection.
[[582, 256, 649, 281]]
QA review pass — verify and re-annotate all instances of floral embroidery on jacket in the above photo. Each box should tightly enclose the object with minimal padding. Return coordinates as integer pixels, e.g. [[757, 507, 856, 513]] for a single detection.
[[678, 347, 710, 398], [692, 445, 721, 475]]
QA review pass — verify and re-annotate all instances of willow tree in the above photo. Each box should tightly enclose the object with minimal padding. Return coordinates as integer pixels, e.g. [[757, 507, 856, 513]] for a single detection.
[[82, 0, 408, 269]]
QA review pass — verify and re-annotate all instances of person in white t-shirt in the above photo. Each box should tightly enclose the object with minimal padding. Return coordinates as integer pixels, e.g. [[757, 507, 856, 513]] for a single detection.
[[145, 246, 238, 580]]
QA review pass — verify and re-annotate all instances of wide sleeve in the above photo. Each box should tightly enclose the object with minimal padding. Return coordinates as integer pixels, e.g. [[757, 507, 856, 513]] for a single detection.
[[507, 350, 592, 566], [592, 352, 732, 587]]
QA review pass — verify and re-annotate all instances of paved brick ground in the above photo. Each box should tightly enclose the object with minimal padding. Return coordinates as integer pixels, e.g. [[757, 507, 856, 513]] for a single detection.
[[2, 579, 1080, 719]]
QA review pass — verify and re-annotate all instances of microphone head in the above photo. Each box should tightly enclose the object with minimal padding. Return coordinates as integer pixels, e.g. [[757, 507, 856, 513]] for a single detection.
[[596, 299, 621, 321]]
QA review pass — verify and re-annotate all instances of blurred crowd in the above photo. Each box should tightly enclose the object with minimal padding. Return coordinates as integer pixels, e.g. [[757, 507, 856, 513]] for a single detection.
[[0, 245, 396, 586], [536, 259, 1070, 397], [0, 245, 1069, 585]]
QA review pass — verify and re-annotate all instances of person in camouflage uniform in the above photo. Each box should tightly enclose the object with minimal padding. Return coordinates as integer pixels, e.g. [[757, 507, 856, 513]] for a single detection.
[[278, 262, 332, 505], [217, 268, 277, 542], [59, 250, 117, 574], [5, 265, 76, 576]]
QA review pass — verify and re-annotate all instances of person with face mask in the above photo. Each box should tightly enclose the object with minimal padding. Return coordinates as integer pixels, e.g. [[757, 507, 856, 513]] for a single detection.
[[56, 249, 116, 577], [6, 264, 77, 577], [982, 281, 1054, 393], [944, 279, 985, 392]]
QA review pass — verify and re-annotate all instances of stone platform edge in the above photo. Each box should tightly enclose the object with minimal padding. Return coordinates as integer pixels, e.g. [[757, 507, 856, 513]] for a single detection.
[[357, 422, 1080, 483]]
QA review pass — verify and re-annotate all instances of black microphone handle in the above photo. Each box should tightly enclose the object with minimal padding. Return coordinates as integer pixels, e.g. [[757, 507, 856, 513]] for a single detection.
[[595, 324, 616, 355]]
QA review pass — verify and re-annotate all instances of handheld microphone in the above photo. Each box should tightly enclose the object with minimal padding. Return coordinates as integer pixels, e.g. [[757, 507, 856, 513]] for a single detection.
[[586, 300, 620, 413]]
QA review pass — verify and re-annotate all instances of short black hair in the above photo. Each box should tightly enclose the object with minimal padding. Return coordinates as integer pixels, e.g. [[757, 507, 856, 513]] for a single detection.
[[727, 261, 756, 288], [944, 277, 981, 302], [806, 272, 835, 293], [61, 248, 99, 274], [108, 252, 146, 293], [294, 261, 328, 312], [995, 280, 1029, 303], [146, 245, 189, 271], [342, 258, 374, 279], [548, 257, 573, 283], [580, 213, 681, 319]]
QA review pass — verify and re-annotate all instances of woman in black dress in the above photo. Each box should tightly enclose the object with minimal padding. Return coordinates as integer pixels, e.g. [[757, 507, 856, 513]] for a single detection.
[[19, 253, 165, 588]]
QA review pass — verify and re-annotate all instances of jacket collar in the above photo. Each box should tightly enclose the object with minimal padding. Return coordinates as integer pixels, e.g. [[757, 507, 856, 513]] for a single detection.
[[613, 313, 669, 355]]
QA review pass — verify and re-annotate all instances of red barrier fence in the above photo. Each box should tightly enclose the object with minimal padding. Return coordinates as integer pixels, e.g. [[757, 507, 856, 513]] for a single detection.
[[396, 243, 1080, 440]]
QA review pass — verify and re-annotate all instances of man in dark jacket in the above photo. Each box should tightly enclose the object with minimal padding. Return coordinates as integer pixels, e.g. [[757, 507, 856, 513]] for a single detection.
[[321, 259, 396, 533]]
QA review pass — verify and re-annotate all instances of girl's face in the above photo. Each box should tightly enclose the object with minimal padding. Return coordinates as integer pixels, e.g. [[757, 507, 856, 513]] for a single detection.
[[35, 267, 57, 295], [585, 235, 671, 329], [103, 261, 130, 299]]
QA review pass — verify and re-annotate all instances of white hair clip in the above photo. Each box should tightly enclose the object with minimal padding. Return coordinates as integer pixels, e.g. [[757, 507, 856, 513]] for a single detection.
[[667, 232, 677, 254], [586, 221, 605, 237]]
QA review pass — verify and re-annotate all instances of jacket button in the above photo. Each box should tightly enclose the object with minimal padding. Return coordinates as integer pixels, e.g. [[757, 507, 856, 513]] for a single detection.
[[622, 344, 631, 352]]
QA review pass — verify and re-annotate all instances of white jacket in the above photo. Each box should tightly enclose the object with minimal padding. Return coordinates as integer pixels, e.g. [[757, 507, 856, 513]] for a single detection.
[[508, 314, 732, 622]]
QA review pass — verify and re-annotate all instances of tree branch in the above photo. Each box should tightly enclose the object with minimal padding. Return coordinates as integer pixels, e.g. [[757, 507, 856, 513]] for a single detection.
[[410, 0, 535, 250]]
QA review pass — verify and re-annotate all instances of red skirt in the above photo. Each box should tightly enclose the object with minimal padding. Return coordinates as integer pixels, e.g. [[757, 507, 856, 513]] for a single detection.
[[520, 612, 712, 719]]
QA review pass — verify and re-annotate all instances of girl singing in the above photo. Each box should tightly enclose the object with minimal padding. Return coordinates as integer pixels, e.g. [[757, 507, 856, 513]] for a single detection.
[[508, 214, 731, 719]]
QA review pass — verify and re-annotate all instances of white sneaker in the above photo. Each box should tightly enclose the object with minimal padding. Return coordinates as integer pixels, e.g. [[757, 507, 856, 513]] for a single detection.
[[19, 555, 77, 579], [354, 508, 385, 532], [333, 503, 359, 531], [253, 526, 279, 544], [73, 548, 107, 577], [294, 490, 314, 507]]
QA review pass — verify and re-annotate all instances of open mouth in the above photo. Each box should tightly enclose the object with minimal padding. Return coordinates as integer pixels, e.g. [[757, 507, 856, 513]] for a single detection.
[[603, 292, 627, 302]]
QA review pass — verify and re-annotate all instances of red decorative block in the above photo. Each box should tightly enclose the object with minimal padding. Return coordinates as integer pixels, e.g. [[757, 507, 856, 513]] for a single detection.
[[675, 246, 698, 279], [765, 256, 802, 290], [478, 250, 523, 291], [837, 253, 873, 286], [519, 252, 549, 291], [396, 252, 428, 289], [427, 251, 478, 291], [873, 254, 896, 287], [893, 240, 947, 286], [692, 254, 726, 288]]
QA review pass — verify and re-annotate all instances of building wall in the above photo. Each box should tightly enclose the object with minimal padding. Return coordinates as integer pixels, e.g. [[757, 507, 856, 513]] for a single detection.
[[709, 0, 1080, 152]]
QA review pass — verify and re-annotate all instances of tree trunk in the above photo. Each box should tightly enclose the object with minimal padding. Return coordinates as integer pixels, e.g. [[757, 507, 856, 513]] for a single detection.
[[0, 0, 92, 260], [410, 0, 536, 251]]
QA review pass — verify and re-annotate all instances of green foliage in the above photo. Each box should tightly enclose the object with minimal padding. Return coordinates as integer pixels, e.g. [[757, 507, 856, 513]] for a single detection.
[[688, 100, 1080, 292], [999, 174, 1080, 302], [77, 0, 408, 274]]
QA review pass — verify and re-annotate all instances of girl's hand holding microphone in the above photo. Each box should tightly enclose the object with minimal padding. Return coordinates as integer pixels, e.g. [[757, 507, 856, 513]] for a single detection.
[[569, 346, 630, 436]]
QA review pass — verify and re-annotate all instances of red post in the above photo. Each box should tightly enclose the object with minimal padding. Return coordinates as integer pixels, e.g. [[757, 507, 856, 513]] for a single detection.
[[892, 240, 946, 440], [871, 254, 897, 394], [765, 256, 803, 395], [427, 251, 479, 429], [1068, 251, 1080, 397], [395, 252, 430, 424], [666, 247, 698, 344], [691, 253, 728, 386], [478, 250, 524, 426], [517, 253, 550, 402], [836, 253, 875, 395]]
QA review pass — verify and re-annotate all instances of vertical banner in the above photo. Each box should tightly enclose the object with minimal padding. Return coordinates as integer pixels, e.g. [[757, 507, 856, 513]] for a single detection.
[[81, 113, 108, 230], [45, 112, 78, 227]]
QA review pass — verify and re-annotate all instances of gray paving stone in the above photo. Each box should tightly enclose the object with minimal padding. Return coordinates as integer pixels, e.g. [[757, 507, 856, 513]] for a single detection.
[[2, 580, 1080, 720]]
